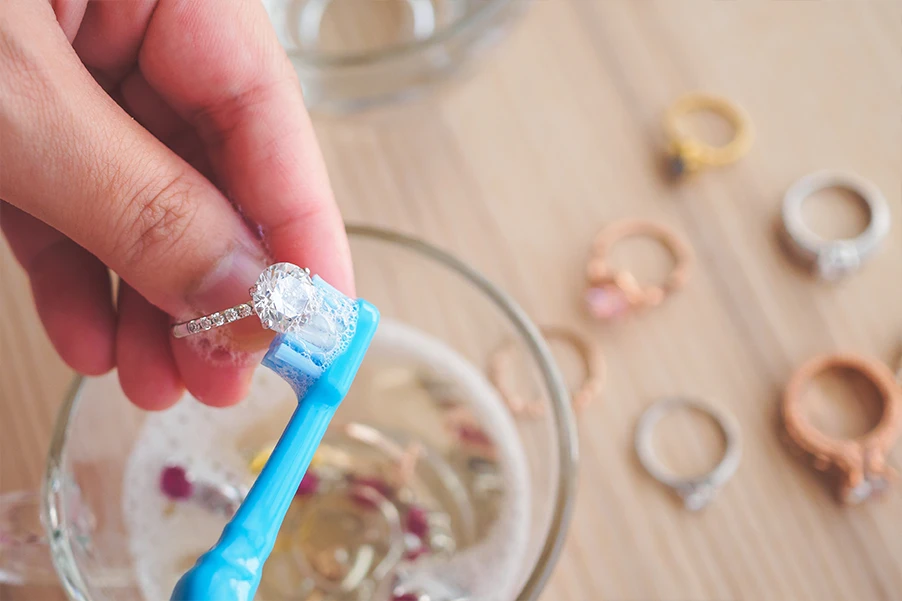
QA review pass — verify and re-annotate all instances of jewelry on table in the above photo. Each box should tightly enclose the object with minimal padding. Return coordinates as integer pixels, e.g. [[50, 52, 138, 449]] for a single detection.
[[171, 262, 354, 348], [781, 171, 890, 281], [585, 219, 692, 320], [663, 92, 753, 178], [634, 397, 741, 511], [488, 326, 604, 416], [782, 353, 902, 505]]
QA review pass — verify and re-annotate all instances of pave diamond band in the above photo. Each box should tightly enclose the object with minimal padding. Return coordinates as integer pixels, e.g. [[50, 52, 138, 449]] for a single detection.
[[171, 263, 318, 339], [172, 302, 255, 339]]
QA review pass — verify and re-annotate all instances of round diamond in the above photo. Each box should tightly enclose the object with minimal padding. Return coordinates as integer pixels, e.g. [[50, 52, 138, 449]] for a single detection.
[[211, 312, 225, 327], [187, 321, 200, 334], [238, 304, 252, 318], [816, 242, 859, 281], [252, 263, 317, 333], [223, 308, 238, 322], [199, 317, 212, 330]]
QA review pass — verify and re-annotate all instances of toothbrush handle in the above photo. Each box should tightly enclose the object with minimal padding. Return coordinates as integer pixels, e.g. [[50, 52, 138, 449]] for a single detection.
[[170, 399, 335, 601], [170, 300, 379, 601]]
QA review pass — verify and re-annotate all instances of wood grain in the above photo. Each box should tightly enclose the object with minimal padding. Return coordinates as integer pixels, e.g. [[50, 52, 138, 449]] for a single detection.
[[2, 1, 900, 600]]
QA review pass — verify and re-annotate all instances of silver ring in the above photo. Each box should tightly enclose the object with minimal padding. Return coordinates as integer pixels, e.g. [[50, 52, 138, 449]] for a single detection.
[[634, 397, 741, 511], [171, 263, 353, 355], [171, 262, 313, 338], [781, 170, 890, 281]]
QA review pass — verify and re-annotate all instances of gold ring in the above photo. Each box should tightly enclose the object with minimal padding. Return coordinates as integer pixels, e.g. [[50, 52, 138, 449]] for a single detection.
[[663, 92, 753, 178]]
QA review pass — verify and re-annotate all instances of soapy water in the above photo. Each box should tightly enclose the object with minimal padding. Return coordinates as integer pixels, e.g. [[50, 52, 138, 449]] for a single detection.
[[123, 319, 530, 601]]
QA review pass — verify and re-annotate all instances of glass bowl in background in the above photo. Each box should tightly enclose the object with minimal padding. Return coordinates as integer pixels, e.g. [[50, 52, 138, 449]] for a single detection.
[[262, 0, 530, 111], [0, 226, 577, 601]]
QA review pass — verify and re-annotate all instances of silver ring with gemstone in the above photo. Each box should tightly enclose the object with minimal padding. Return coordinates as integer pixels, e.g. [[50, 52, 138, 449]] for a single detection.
[[634, 397, 741, 511], [781, 170, 890, 281], [171, 262, 319, 339]]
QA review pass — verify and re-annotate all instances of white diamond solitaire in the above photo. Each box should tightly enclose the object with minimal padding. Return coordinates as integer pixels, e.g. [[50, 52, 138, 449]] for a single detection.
[[251, 263, 317, 333], [170, 262, 321, 339], [815, 242, 860, 281], [781, 171, 890, 282]]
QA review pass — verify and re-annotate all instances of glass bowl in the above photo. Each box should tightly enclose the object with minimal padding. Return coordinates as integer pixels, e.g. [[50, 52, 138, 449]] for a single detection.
[[262, 0, 531, 111], [0, 225, 577, 600]]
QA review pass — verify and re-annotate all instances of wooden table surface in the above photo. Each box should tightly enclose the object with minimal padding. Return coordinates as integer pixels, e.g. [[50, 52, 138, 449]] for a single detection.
[[2, 1, 901, 600]]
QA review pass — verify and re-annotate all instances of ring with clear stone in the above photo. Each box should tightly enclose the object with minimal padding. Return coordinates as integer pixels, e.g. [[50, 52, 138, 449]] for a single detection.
[[781, 170, 890, 281], [782, 353, 902, 505], [170, 262, 315, 339], [634, 397, 741, 511]]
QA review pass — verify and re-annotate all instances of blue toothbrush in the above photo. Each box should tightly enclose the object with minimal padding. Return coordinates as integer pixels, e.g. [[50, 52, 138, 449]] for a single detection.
[[170, 293, 379, 601]]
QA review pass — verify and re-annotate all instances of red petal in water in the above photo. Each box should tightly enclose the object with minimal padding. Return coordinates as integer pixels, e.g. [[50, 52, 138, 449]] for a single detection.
[[160, 465, 193, 501], [404, 505, 430, 539], [296, 471, 320, 496]]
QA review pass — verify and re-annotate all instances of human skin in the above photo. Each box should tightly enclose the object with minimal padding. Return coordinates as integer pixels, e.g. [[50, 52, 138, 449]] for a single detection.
[[0, 0, 354, 410]]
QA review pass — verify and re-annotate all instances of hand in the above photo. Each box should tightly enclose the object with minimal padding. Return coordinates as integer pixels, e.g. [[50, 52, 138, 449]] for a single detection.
[[0, 0, 353, 410]]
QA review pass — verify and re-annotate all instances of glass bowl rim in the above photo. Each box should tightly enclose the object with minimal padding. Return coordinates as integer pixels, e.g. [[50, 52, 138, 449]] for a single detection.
[[279, 0, 520, 68], [42, 223, 579, 601]]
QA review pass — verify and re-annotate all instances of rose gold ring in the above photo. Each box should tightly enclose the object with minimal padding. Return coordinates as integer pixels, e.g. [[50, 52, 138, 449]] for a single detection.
[[782, 353, 902, 505], [488, 326, 604, 417], [584, 219, 692, 320]]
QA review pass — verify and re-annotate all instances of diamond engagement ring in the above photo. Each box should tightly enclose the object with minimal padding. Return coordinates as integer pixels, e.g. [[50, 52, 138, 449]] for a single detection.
[[635, 397, 741, 511], [781, 171, 890, 281], [171, 263, 347, 350]]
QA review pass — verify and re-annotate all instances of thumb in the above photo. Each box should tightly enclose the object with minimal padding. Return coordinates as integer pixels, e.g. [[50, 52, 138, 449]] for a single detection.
[[0, 17, 267, 324]]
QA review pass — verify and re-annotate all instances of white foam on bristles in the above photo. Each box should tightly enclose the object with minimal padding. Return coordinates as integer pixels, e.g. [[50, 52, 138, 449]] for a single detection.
[[264, 276, 359, 397], [123, 319, 531, 601]]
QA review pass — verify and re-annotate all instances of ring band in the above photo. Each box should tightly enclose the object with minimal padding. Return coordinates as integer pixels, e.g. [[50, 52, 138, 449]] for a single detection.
[[781, 171, 890, 281], [782, 353, 902, 505], [172, 262, 314, 339], [584, 219, 692, 320], [171, 263, 355, 359], [488, 326, 604, 416], [663, 92, 753, 177], [635, 397, 741, 511], [171, 302, 257, 338]]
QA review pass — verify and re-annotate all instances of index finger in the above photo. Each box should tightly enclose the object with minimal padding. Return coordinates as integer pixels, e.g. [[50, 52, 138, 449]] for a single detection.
[[135, 0, 353, 295]]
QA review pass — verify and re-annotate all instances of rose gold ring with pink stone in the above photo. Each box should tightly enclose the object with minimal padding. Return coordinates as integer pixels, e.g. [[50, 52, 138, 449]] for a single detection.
[[584, 219, 692, 321]]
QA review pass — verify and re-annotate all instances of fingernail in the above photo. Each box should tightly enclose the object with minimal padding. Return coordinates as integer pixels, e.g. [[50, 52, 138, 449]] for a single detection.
[[185, 247, 274, 353], [190, 246, 264, 312]]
